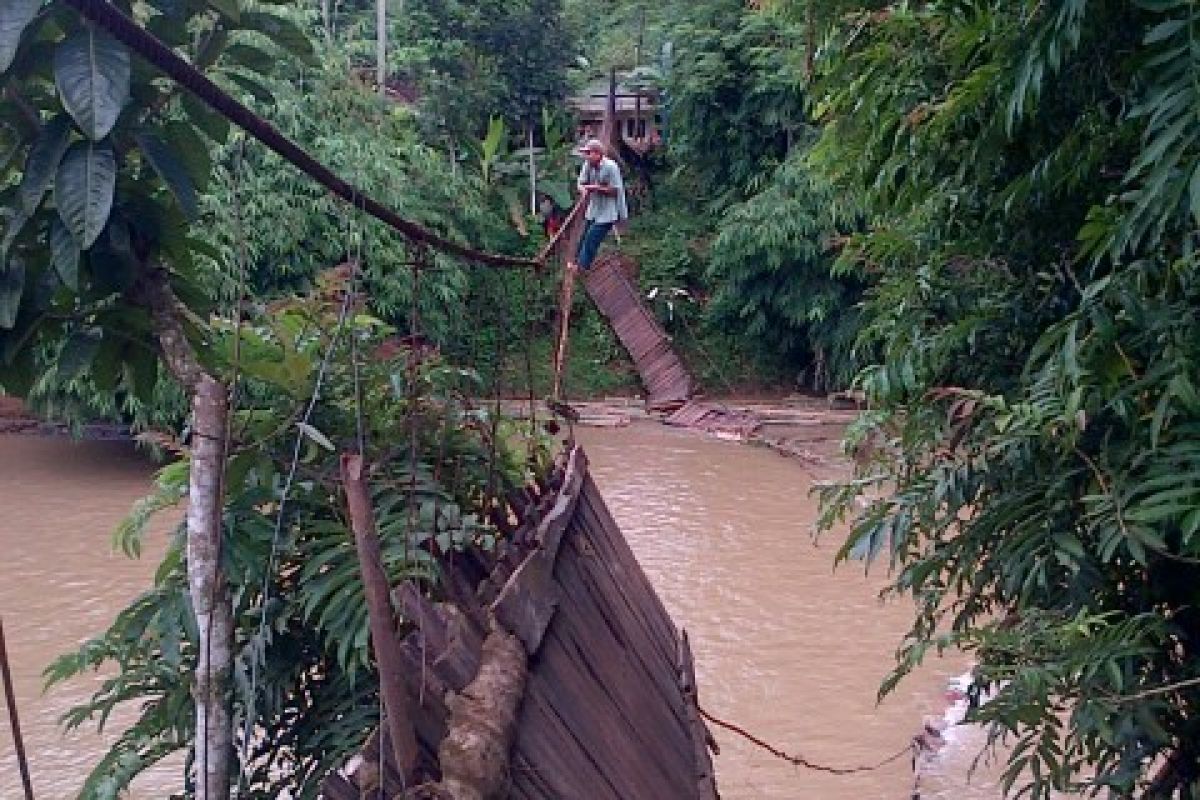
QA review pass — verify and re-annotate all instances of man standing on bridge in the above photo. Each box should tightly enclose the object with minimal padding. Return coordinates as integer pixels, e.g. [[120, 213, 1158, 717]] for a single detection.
[[569, 138, 628, 271]]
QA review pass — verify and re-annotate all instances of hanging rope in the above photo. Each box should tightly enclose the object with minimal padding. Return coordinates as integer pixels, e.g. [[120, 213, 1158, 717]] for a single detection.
[[698, 706, 917, 776], [61, 0, 540, 271]]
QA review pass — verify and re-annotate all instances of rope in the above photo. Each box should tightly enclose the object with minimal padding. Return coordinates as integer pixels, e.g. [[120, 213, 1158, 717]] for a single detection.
[[61, 0, 540, 271], [698, 707, 916, 776]]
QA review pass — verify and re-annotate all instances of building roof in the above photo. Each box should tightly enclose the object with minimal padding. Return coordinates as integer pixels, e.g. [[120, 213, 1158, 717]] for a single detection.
[[568, 75, 659, 116]]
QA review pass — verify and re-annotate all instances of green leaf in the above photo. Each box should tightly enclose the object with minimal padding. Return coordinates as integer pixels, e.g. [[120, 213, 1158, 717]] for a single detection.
[[163, 120, 212, 189], [205, 0, 240, 23], [0, 257, 24, 329], [50, 218, 79, 290], [54, 140, 116, 248], [241, 11, 314, 64], [2, 207, 29, 254], [296, 421, 336, 451], [224, 71, 274, 104], [123, 344, 158, 401], [221, 43, 276, 77], [135, 132, 198, 218], [18, 114, 73, 214], [57, 327, 103, 381], [181, 93, 230, 144], [0, 0, 40, 74], [53, 28, 130, 141], [90, 335, 122, 391]]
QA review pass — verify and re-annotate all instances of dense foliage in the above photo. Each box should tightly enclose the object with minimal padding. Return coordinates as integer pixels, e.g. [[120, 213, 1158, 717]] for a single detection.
[[807, 1, 1200, 796], [47, 283, 537, 797]]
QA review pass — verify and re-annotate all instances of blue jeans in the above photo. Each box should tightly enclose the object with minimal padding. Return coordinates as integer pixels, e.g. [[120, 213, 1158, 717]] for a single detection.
[[575, 221, 614, 269]]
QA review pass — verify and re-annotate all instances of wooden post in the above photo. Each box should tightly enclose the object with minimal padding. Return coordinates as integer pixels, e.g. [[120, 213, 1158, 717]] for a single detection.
[[551, 263, 577, 402], [341, 453, 420, 782], [0, 618, 35, 800]]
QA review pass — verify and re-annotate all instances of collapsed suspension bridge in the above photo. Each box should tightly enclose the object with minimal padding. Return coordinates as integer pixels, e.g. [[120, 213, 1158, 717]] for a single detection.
[[0, 3, 926, 799]]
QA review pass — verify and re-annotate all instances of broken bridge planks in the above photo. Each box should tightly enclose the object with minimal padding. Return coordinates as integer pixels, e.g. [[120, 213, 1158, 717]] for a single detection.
[[581, 254, 694, 412]]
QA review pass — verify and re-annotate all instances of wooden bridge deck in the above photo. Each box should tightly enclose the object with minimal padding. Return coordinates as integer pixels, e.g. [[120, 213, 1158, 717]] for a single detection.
[[322, 446, 718, 799], [581, 254, 694, 412]]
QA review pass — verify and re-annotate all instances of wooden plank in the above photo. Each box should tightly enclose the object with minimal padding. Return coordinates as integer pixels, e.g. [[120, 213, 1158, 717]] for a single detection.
[[431, 604, 484, 691], [678, 628, 720, 799], [490, 446, 587, 654], [341, 454, 420, 780]]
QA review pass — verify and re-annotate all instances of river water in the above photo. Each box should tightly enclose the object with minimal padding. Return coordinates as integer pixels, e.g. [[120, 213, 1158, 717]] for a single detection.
[[0, 426, 1004, 799]]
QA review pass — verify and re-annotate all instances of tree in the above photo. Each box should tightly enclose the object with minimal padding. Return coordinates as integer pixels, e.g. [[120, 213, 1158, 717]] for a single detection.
[[810, 1, 1200, 795], [0, 2, 313, 797]]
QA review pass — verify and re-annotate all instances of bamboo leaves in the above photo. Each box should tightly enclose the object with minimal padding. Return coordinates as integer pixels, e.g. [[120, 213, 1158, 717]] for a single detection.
[[54, 27, 130, 141]]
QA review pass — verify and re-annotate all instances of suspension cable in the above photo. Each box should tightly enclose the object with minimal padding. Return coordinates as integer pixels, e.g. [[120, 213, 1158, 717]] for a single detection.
[[698, 706, 916, 776], [61, 0, 541, 271]]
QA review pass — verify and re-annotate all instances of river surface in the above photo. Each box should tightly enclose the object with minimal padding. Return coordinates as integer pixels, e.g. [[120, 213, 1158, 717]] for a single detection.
[[0, 427, 1005, 799]]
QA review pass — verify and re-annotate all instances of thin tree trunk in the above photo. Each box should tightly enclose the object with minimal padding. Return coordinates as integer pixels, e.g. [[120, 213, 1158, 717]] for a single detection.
[[376, 0, 387, 94], [189, 376, 233, 800], [528, 122, 537, 215], [138, 270, 233, 800], [321, 0, 332, 43], [805, 3, 816, 78]]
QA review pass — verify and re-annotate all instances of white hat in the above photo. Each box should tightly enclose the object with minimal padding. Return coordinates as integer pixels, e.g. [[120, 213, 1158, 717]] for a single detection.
[[578, 138, 606, 155]]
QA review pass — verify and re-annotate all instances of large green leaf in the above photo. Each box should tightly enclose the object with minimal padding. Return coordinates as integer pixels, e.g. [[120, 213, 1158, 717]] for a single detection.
[[181, 93, 230, 143], [0, 0, 40, 74], [164, 120, 212, 189], [1, 207, 29, 253], [57, 327, 102, 381], [241, 11, 315, 64], [18, 113, 72, 214], [0, 257, 24, 329], [50, 217, 79, 290], [135, 132, 198, 218], [54, 140, 116, 248], [221, 43, 276, 77], [53, 28, 130, 141]]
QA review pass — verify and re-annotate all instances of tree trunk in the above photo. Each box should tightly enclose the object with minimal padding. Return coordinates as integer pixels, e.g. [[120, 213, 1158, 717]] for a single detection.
[[436, 626, 526, 800], [805, 3, 816, 78], [405, 625, 527, 800], [376, 0, 387, 94], [138, 271, 233, 800], [189, 376, 233, 800], [528, 122, 537, 216]]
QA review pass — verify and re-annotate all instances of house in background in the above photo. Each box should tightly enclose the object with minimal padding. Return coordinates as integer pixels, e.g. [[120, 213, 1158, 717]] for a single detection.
[[568, 73, 662, 154]]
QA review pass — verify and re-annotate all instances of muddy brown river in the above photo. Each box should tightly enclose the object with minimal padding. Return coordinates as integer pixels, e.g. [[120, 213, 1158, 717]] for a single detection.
[[1, 427, 1005, 799]]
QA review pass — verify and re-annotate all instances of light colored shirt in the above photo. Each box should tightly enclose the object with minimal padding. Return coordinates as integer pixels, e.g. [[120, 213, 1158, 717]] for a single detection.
[[577, 156, 628, 224]]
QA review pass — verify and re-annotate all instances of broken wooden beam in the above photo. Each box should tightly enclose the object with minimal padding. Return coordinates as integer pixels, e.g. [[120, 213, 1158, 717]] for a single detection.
[[341, 453, 421, 782]]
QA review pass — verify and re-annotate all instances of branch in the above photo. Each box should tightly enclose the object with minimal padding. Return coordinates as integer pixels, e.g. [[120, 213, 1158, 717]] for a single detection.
[[61, 0, 541, 270]]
